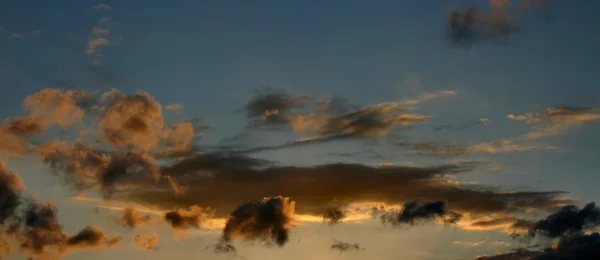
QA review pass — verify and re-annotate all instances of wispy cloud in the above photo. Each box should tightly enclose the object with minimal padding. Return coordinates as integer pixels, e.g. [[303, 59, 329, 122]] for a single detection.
[[93, 4, 112, 11], [508, 105, 600, 139], [8, 33, 23, 39]]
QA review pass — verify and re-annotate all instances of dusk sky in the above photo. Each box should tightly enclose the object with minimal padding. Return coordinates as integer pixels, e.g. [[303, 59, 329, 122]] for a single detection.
[[0, 1, 599, 260]]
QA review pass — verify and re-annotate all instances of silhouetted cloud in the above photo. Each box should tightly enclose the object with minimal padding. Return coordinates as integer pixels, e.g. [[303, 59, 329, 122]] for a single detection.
[[0, 161, 24, 225], [164, 206, 210, 230], [63, 226, 122, 253], [331, 240, 364, 252], [322, 205, 348, 224], [513, 202, 600, 239], [373, 200, 462, 226], [239, 86, 310, 130], [222, 196, 295, 247]]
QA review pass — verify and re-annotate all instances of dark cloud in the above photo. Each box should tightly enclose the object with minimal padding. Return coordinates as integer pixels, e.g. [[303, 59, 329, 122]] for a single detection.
[[121, 208, 151, 229], [446, 0, 552, 47], [0, 161, 24, 226], [446, 4, 518, 47], [513, 202, 600, 239], [374, 200, 462, 226], [64, 226, 122, 252], [18, 201, 67, 255], [239, 86, 310, 130], [103, 155, 571, 222], [222, 196, 295, 247], [476, 232, 600, 260], [330, 240, 364, 252], [322, 205, 348, 224], [164, 206, 209, 230], [475, 248, 542, 260]]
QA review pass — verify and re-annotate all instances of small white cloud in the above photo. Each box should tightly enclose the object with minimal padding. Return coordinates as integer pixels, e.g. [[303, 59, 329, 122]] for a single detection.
[[93, 4, 112, 10], [479, 118, 491, 125]]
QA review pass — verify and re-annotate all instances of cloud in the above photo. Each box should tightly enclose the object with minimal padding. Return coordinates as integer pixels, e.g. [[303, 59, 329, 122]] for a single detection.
[[8, 33, 23, 39], [454, 240, 486, 247], [99, 17, 114, 24], [513, 202, 600, 239], [96, 155, 573, 226], [466, 139, 558, 154], [93, 4, 112, 11], [91, 27, 110, 36], [373, 200, 462, 226], [87, 38, 109, 55], [330, 240, 365, 252], [446, 4, 518, 47], [134, 232, 159, 250], [397, 138, 556, 157], [164, 206, 210, 230], [239, 86, 310, 130], [322, 205, 348, 224], [508, 106, 600, 139], [63, 226, 122, 253], [121, 208, 151, 229], [221, 196, 296, 247], [433, 118, 491, 132], [475, 232, 600, 260], [165, 104, 184, 111], [0, 160, 25, 225]]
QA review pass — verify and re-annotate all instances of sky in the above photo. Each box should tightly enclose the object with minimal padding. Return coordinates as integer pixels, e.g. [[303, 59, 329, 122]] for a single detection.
[[0, 0, 599, 259]]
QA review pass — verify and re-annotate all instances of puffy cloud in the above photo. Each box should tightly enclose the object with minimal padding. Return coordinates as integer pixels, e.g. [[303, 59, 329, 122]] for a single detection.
[[121, 208, 151, 229], [164, 206, 210, 230], [63, 226, 122, 253], [222, 196, 296, 246], [322, 205, 348, 224], [134, 232, 159, 251], [513, 202, 600, 239], [0, 161, 24, 225], [18, 202, 68, 255]]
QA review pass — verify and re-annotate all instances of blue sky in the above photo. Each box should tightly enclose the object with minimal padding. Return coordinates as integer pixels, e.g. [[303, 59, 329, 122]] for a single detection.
[[0, 1, 599, 259]]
